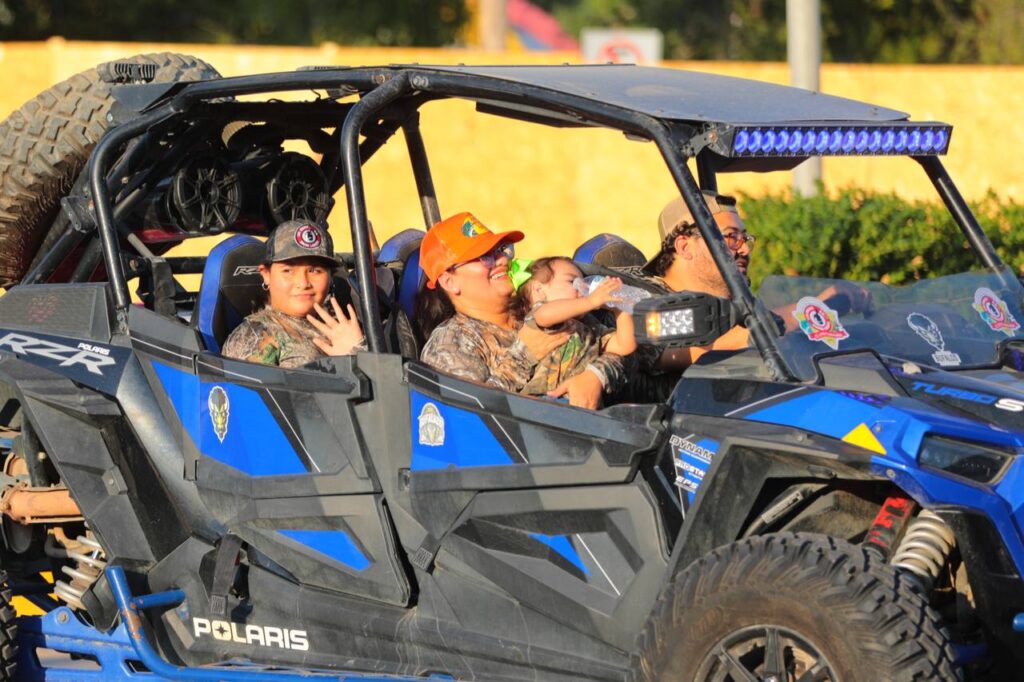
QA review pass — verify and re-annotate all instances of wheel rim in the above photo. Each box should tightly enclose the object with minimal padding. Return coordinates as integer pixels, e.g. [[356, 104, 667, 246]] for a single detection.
[[694, 624, 838, 682]]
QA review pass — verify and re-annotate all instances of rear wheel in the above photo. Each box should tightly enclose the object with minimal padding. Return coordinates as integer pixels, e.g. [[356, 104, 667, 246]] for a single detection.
[[0, 573, 16, 681], [0, 52, 221, 286], [632, 533, 960, 682]]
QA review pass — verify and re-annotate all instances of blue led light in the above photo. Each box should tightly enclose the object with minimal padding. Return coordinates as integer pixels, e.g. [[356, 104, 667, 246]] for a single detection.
[[815, 130, 830, 153], [734, 130, 750, 154], [880, 130, 895, 152], [729, 124, 950, 157], [841, 130, 856, 153], [828, 130, 844, 153], [868, 130, 882, 152], [854, 129, 869, 152], [801, 129, 816, 153], [775, 130, 789, 152], [894, 130, 909, 152], [748, 129, 763, 153], [920, 129, 935, 152], [788, 130, 803, 153], [908, 129, 921, 152]]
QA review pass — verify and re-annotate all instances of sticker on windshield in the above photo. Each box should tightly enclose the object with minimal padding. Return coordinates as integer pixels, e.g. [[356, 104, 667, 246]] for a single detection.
[[792, 296, 849, 350], [973, 287, 1020, 336], [906, 313, 961, 367]]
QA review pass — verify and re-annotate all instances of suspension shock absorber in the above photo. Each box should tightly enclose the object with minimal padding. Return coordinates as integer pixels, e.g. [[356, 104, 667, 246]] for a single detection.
[[52, 532, 106, 611], [891, 509, 956, 588]]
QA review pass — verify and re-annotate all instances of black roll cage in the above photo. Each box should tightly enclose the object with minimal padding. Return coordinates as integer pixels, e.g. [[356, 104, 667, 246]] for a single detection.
[[81, 65, 1006, 383]]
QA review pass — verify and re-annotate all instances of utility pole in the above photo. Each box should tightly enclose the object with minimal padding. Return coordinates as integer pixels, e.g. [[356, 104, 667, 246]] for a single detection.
[[480, 0, 507, 51], [787, 0, 822, 196]]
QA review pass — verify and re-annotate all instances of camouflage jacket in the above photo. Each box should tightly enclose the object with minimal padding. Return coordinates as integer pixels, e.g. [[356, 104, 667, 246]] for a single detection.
[[221, 306, 326, 369], [520, 304, 619, 395], [421, 312, 628, 395]]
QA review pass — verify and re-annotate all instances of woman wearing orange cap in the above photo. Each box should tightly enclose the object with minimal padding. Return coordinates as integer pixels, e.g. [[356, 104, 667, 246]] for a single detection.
[[416, 213, 626, 409]]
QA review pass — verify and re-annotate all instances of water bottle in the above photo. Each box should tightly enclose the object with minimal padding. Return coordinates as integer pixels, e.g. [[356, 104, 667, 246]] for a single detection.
[[574, 275, 652, 313]]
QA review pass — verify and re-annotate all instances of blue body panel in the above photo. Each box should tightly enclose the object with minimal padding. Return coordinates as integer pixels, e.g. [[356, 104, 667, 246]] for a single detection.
[[152, 360, 306, 476], [279, 530, 371, 572], [741, 385, 1024, 574], [529, 533, 591, 576], [409, 390, 514, 470]]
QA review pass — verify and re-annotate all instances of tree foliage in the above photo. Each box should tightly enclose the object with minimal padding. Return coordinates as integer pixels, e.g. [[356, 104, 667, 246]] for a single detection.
[[536, 0, 1024, 63], [0, 0, 467, 47], [742, 188, 1024, 291], [0, 0, 1022, 63]]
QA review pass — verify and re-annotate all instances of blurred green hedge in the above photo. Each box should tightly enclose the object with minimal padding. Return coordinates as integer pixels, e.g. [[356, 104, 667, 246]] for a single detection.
[[740, 188, 1024, 290]]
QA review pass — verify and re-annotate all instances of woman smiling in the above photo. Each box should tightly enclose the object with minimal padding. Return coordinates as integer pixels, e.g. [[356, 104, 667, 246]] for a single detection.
[[416, 213, 627, 409]]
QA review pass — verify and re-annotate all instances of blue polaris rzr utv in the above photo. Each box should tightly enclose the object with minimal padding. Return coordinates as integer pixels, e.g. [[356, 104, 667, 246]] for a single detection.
[[0, 54, 1019, 681]]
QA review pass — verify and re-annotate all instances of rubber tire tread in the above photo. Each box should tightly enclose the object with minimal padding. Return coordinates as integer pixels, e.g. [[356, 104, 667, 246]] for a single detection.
[[0, 573, 16, 681], [630, 532, 960, 682], [0, 52, 221, 286]]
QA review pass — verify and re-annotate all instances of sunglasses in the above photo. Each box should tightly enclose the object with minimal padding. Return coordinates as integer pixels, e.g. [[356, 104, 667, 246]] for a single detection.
[[681, 225, 756, 252], [452, 242, 516, 271]]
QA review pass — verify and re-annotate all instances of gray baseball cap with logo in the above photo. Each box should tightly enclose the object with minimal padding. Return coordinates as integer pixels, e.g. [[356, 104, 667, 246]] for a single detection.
[[264, 220, 341, 265]]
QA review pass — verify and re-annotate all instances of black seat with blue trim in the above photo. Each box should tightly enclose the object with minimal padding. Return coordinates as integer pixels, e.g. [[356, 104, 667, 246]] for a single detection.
[[378, 228, 426, 348], [194, 235, 266, 353], [573, 234, 646, 269]]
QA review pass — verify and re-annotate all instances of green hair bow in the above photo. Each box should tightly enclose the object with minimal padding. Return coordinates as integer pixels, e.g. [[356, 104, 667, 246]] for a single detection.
[[508, 257, 535, 293]]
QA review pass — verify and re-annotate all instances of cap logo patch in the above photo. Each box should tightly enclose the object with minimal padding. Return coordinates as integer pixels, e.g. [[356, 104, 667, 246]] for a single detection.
[[461, 218, 488, 238], [295, 225, 323, 250]]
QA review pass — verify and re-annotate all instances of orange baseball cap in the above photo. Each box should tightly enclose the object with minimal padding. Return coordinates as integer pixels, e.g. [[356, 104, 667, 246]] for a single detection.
[[420, 212, 524, 289]]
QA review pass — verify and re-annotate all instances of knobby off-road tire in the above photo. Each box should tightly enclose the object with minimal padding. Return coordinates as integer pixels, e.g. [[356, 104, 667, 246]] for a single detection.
[[0, 52, 221, 287], [0, 573, 16, 681], [631, 533, 960, 682]]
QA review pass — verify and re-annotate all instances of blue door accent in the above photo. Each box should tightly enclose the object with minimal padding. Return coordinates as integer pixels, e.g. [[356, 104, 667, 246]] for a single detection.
[[279, 529, 371, 571], [410, 390, 514, 470], [152, 360, 306, 476], [529, 533, 590, 576], [745, 390, 882, 439]]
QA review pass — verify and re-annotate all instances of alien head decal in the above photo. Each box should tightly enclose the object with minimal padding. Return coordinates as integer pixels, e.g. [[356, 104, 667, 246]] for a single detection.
[[208, 386, 230, 443]]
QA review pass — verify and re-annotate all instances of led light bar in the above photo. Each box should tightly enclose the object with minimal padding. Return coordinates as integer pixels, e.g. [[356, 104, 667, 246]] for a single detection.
[[725, 123, 952, 158]]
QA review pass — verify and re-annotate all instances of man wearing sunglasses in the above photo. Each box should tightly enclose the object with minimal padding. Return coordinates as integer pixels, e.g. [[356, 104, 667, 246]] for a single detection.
[[633, 191, 869, 380]]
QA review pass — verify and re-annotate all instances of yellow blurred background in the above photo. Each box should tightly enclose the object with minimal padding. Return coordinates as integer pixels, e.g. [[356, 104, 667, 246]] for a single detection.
[[1, 38, 1021, 262]]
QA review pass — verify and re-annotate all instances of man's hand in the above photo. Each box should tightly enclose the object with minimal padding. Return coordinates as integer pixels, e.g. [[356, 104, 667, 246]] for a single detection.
[[547, 369, 603, 409], [517, 324, 569, 360], [820, 282, 873, 315], [308, 299, 365, 356]]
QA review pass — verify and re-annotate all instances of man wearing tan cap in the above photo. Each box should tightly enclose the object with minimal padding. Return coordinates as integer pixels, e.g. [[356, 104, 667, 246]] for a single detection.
[[642, 190, 754, 298]]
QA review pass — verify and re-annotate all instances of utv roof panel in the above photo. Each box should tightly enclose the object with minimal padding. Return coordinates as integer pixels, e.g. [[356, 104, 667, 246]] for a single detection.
[[414, 64, 909, 125], [157, 63, 909, 128]]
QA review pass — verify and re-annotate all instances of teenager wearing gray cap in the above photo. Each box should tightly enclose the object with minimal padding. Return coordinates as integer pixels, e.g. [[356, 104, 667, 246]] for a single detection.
[[221, 220, 365, 368]]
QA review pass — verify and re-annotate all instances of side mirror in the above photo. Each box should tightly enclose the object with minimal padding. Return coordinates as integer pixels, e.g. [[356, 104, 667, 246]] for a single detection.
[[632, 291, 737, 347]]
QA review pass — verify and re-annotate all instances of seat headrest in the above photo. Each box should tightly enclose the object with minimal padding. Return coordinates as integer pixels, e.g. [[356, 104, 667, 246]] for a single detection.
[[196, 235, 265, 352], [379, 228, 425, 263], [573, 234, 647, 269]]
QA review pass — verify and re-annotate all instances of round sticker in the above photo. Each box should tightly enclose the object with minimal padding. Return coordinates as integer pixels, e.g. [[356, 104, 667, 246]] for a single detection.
[[973, 287, 1020, 336], [792, 296, 849, 350], [295, 224, 323, 250]]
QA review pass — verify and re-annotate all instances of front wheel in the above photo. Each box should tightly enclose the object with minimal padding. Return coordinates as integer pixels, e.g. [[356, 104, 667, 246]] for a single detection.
[[632, 533, 959, 682]]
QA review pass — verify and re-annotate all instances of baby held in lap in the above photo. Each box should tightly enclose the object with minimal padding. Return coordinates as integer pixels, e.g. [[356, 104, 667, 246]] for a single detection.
[[512, 257, 636, 399]]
